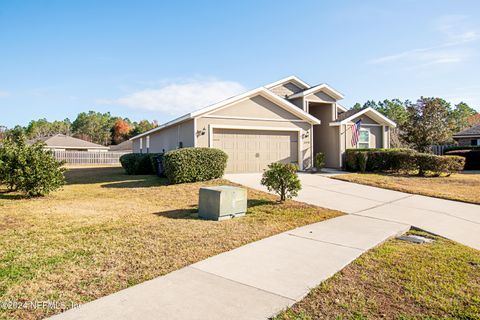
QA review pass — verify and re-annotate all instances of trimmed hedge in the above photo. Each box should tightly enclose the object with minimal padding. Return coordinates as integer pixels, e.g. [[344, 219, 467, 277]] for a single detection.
[[443, 145, 480, 153], [345, 148, 414, 172], [163, 147, 228, 184], [445, 150, 480, 170], [345, 148, 465, 176], [416, 154, 465, 176], [119, 153, 163, 175]]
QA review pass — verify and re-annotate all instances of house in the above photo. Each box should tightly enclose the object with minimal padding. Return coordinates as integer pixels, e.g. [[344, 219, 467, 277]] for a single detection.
[[453, 124, 480, 146], [28, 134, 109, 152], [109, 139, 133, 152], [130, 76, 396, 172]]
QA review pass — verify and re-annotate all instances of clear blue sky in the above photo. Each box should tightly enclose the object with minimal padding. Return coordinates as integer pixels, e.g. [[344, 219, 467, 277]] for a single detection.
[[1, 0, 480, 128]]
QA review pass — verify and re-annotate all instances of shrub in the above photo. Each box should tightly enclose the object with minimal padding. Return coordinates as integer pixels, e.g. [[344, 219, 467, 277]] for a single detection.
[[358, 152, 368, 173], [443, 145, 480, 153], [163, 147, 228, 184], [344, 148, 464, 176], [416, 153, 465, 177], [444, 150, 480, 170], [119, 153, 163, 175], [261, 162, 301, 202], [0, 138, 65, 197], [314, 152, 325, 170], [345, 148, 414, 172]]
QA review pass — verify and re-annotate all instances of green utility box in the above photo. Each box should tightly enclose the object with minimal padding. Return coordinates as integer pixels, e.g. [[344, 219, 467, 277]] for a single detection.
[[198, 186, 247, 221]]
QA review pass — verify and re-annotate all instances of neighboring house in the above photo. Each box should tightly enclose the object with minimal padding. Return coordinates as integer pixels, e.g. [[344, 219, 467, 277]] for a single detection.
[[28, 134, 109, 152], [130, 76, 396, 172], [109, 139, 133, 152], [453, 124, 480, 146]]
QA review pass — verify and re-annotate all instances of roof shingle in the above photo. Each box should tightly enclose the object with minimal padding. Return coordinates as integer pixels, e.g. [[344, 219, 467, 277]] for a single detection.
[[453, 124, 480, 137]]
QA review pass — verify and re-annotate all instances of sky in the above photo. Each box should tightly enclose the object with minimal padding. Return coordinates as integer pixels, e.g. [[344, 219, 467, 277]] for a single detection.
[[1, 0, 480, 128]]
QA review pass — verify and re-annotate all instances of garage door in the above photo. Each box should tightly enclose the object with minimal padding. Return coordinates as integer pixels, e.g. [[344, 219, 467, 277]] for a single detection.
[[212, 128, 298, 173]]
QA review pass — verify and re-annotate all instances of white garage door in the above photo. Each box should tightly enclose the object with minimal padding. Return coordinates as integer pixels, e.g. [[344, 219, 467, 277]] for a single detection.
[[212, 128, 298, 173]]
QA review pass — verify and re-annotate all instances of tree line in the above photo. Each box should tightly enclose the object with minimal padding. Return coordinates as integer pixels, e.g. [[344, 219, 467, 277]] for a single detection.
[[0, 111, 158, 146], [352, 98, 479, 152]]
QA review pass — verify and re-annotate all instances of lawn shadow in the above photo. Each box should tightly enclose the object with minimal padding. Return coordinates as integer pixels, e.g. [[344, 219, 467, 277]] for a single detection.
[[65, 167, 167, 188], [153, 207, 200, 220], [101, 178, 168, 189], [0, 190, 28, 200], [153, 199, 275, 221], [247, 198, 276, 207]]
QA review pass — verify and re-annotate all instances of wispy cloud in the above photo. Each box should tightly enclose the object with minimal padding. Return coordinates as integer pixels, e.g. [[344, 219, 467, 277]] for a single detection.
[[369, 15, 479, 66], [97, 78, 247, 116], [444, 85, 480, 110], [0, 90, 10, 98]]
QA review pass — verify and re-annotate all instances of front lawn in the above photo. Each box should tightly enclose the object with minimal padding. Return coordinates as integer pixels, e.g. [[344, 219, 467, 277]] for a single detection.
[[276, 230, 480, 319], [0, 167, 340, 320], [333, 172, 480, 204]]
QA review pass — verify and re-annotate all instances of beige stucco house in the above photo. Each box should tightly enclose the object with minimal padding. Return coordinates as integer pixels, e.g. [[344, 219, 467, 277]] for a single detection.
[[130, 76, 396, 172]]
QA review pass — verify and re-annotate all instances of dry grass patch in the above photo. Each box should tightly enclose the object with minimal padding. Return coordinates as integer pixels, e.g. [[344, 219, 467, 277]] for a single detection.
[[276, 230, 480, 320], [0, 167, 340, 320], [333, 172, 480, 204]]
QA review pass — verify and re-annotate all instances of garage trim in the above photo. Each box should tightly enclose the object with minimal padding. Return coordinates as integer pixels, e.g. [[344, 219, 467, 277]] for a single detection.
[[208, 124, 304, 170]]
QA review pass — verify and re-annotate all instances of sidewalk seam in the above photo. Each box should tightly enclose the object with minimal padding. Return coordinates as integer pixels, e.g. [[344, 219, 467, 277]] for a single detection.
[[285, 233, 365, 251], [188, 266, 297, 302]]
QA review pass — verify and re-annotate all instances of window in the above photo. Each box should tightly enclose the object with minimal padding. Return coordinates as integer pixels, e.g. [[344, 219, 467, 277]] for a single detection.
[[139, 138, 143, 153], [146, 136, 150, 153], [471, 139, 479, 146], [358, 128, 370, 149]]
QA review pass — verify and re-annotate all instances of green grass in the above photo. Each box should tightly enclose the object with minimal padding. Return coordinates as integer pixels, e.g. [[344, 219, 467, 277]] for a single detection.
[[275, 230, 480, 320], [0, 166, 341, 320]]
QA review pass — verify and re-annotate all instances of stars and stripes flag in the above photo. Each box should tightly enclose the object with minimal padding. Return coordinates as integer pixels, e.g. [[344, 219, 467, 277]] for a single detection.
[[351, 119, 362, 147]]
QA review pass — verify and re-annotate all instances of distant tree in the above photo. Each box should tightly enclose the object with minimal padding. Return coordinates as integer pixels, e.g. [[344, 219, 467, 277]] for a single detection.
[[376, 99, 409, 126], [351, 102, 363, 110], [401, 97, 452, 152], [362, 100, 378, 109], [72, 111, 115, 145], [5, 126, 26, 143], [376, 99, 409, 148], [111, 118, 132, 144], [449, 102, 478, 133], [25, 118, 71, 139], [130, 120, 158, 136], [0, 125, 6, 141], [467, 113, 480, 127]]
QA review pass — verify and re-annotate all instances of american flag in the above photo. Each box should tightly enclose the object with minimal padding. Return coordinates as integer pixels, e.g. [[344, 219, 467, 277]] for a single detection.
[[351, 119, 362, 147]]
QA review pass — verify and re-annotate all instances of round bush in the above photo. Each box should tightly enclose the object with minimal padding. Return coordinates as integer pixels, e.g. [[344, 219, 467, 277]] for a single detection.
[[163, 147, 228, 184], [0, 139, 65, 197]]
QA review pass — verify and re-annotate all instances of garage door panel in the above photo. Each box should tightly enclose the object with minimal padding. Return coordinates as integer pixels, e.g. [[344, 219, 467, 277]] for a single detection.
[[213, 128, 299, 173]]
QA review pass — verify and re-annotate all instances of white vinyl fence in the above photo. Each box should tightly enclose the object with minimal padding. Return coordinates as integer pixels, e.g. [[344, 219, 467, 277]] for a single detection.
[[53, 151, 129, 165], [431, 144, 456, 155]]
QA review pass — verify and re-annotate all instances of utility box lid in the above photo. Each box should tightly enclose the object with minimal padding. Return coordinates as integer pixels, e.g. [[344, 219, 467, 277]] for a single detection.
[[198, 186, 247, 221]]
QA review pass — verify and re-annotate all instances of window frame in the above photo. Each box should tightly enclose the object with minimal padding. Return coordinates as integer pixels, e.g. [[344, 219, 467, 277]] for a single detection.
[[357, 127, 370, 149]]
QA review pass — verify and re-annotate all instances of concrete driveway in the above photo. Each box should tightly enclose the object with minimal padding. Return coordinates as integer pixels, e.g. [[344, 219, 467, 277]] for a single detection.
[[226, 172, 480, 250]]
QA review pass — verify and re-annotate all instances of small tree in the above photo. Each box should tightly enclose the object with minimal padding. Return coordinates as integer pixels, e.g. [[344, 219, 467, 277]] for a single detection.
[[261, 162, 301, 202], [401, 97, 452, 153], [0, 136, 65, 197]]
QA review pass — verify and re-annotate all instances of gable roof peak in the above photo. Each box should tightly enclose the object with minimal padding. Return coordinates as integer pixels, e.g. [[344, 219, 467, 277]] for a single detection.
[[264, 75, 310, 90]]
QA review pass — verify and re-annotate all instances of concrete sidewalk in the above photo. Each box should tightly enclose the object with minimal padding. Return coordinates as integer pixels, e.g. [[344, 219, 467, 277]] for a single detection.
[[51, 171, 479, 320], [50, 215, 408, 320], [226, 172, 480, 250]]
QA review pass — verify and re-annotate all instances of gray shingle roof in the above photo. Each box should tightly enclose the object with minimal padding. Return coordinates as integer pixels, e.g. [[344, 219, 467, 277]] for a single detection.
[[109, 139, 132, 151], [334, 108, 365, 122], [453, 124, 480, 137], [28, 134, 108, 149]]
